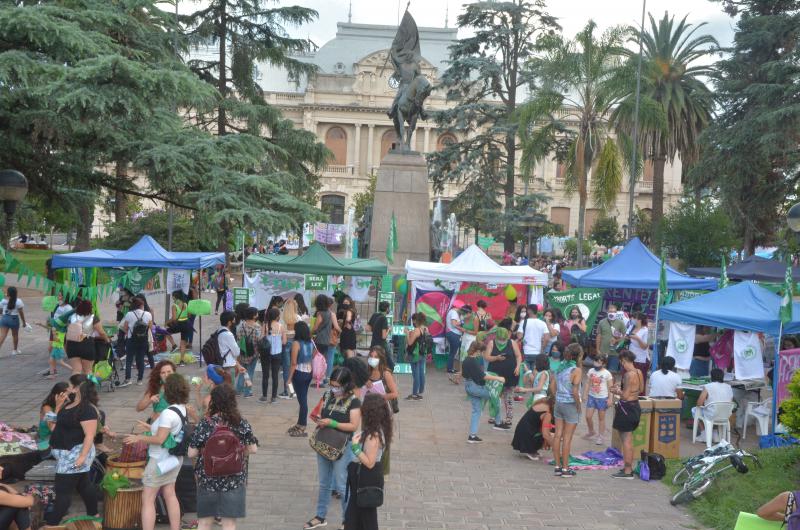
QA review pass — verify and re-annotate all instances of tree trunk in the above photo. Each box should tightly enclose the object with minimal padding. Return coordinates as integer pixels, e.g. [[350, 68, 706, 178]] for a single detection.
[[503, 131, 516, 253], [114, 160, 129, 223], [651, 154, 667, 250], [743, 222, 755, 257], [74, 199, 93, 251], [577, 182, 587, 267], [217, 2, 227, 136]]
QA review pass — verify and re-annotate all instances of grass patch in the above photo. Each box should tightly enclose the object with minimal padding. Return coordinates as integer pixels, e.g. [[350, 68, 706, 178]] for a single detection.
[[0, 248, 61, 276], [663, 446, 800, 529]]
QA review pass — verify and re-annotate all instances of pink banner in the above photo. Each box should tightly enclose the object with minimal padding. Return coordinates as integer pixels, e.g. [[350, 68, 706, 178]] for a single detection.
[[778, 348, 800, 406]]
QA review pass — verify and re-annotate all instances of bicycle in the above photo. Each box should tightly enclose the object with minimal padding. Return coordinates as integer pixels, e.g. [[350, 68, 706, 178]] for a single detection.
[[670, 440, 761, 505]]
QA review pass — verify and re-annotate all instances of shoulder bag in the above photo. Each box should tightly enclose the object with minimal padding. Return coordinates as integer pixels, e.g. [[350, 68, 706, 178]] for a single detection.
[[309, 394, 353, 461], [356, 458, 385, 508]]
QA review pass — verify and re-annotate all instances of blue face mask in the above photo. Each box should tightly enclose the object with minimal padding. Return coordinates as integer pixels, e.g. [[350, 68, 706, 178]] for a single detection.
[[551, 349, 562, 360]]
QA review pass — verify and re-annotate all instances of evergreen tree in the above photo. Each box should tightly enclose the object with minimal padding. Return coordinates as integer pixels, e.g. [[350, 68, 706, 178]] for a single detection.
[[428, 0, 559, 252], [690, 0, 800, 254], [183, 0, 328, 251]]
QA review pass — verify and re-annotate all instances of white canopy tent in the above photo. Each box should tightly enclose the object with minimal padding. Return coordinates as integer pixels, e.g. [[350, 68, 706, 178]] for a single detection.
[[405, 244, 548, 286]]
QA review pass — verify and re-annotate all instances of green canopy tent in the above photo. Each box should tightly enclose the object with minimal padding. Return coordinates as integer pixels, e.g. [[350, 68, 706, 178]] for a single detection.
[[244, 242, 387, 277]]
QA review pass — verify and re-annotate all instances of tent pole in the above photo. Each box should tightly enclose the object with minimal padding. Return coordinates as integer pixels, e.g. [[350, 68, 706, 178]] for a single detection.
[[772, 322, 783, 434], [651, 288, 662, 374]]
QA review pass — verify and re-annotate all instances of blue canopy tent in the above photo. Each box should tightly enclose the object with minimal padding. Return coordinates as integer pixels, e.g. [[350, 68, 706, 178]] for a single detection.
[[562, 237, 718, 290], [659, 281, 800, 434], [51, 235, 225, 270]]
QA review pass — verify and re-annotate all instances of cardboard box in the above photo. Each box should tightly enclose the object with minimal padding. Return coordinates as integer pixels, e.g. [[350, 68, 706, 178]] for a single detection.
[[612, 397, 654, 455], [649, 398, 682, 459]]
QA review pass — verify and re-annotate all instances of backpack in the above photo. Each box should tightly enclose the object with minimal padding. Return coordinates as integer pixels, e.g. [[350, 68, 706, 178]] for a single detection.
[[202, 422, 245, 477], [570, 324, 589, 349], [311, 346, 328, 388], [202, 330, 232, 366], [418, 328, 434, 358], [131, 311, 149, 342], [645, 452, 666, 481], [167, 406, 194, 457]]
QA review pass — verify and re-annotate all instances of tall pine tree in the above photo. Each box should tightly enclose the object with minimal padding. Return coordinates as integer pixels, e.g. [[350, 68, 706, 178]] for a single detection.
[[428, 0, 559, 252], [691, 0, 800, 253]]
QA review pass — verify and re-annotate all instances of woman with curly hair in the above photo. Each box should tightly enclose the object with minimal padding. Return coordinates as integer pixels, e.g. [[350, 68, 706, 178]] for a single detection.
[[344, 392, 393, 530], [189, 384, 259, 530], [136, 360, 177, 422]]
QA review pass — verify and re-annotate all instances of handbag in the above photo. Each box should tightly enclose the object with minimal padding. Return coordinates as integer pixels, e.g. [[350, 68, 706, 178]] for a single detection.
[[356, 459, 384, 508], [309, 425, 349, 461], [381, 377, 399, 414]]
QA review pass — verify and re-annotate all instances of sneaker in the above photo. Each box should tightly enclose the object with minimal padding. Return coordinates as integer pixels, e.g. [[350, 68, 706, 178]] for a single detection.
[[11, 350, 19, 356], [492, 423, 510, 431], [278, 391, 291, 400], [553, 467, 563, 476], [524, 453, 540, 461], [513, 395, 523, 402], [611, 470, 634, 479], [119, 380, 132, 388], [304, 517, 327, 529], [137, 380, 144, 386], [594, 435, 604, 446], [270, 398, 277, 404], [405, 394, 416, 401], [561, 468, 576, 478], [413, 394, 423, 400], [289, 392, 296, 399], [243, 394, 253, 399], [488, 418, 496, 425], [467, 435, 483, 444], [259, 396, 269, 402]]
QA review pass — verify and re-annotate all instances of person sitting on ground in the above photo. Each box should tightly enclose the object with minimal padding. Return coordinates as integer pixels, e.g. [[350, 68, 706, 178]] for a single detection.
[[757, 490, 797, 525], [691, 367, 733, 440], [648, 356, 684, 399], [0, 466, 35, 530]]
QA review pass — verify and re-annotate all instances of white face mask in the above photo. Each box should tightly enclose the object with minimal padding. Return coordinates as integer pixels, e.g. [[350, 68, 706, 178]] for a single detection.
[[368, 357, 380, 368]]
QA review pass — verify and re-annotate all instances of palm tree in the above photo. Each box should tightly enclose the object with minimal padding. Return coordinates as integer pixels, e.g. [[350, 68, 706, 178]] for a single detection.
[[612, 13, 717, 246], [518, 21, 629, 266]]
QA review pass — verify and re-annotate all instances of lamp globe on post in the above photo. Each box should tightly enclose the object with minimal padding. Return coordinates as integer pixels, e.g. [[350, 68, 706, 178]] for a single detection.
[[788, 203, 800, 234], [0, 170, 29, 250]]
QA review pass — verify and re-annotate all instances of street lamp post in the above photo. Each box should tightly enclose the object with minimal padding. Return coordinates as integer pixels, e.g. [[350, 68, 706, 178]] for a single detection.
[[622, 224, 629, 241], [0, 170, 29, 250]]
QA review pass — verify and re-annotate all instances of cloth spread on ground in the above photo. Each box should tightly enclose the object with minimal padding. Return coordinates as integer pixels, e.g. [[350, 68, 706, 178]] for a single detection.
[[546, 448, 624, 470]]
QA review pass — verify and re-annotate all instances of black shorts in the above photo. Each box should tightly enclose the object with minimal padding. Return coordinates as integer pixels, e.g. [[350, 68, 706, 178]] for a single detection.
[[612, 400, 641, 433], [66, 339, 95, 361], [167, 320, 192, 342]]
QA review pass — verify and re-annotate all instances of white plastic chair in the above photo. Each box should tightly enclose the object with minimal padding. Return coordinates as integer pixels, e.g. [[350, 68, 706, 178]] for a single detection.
[[692, 401, 735, 448], [742, 399, 771, 439]]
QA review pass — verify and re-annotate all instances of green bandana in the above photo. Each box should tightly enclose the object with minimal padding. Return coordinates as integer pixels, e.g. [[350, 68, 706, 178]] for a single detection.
[[494, 327, 510, 342], [555, 359, 576, 373]]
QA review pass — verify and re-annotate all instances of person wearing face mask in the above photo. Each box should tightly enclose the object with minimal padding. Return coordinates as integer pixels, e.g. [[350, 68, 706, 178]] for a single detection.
[[363, 345, 398, 476], [337, 297, 357, 359], [46, 377, 100, 526], [581, 353, 614, 446], [596, 304, 627, 373], [483, 322, 522, 430]]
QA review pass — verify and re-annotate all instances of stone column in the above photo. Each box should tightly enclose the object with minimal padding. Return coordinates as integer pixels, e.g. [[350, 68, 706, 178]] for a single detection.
[[354, 124, 362, 174], [366, 124, 375, 174], [410, 129, 417, 151], [423, 127, 431, 153]]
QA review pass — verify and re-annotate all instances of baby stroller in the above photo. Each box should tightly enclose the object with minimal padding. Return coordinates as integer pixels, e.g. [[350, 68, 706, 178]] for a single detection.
[[93, 339, 122, 392], [152, 325, 170, 354]]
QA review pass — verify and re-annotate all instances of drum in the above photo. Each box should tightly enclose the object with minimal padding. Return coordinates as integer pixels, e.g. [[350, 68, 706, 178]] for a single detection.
[[105, 455, 145, 480], [103, 486, 143, 530]]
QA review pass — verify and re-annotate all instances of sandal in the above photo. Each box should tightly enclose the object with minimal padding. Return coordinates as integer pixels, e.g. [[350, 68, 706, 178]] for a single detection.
[[289, 428, 307, 438], [181, 520, 198, 529], [304, 517, 327, 529]]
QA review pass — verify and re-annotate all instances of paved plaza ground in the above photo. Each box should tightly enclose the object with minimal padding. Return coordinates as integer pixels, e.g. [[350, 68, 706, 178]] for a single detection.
[[0, 286, 703, 529]]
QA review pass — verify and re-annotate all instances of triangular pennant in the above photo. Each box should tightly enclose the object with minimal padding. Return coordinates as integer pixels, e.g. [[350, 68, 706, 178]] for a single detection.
[[35, 275, 41, 289]]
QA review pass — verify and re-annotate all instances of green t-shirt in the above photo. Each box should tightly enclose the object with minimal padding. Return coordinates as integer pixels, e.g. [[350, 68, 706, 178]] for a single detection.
[[597, 317, 626, 356]]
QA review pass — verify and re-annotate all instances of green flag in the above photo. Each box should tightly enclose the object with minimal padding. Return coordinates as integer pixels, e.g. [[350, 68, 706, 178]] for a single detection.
[[780, 259, 793, 325], [386, 212, 398, 264], [545, 288, 604, 334], [658, 251, 668, 305], [719, 255, 729, 290]]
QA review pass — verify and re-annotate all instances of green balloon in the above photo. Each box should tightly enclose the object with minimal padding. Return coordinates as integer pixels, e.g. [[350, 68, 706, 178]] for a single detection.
[[395, 278, 408, 295], [42, 296, 58, 313]]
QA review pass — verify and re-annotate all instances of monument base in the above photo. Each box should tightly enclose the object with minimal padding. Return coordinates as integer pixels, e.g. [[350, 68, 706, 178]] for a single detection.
[[369, 149, 430, 272]]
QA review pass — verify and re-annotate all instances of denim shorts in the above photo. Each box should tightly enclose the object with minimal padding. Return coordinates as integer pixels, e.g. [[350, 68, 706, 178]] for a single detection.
[[587, 395, 609, 411], [0, 314, 19, 330], [554, 401, 579, 424], [197, 485, 247, 519]]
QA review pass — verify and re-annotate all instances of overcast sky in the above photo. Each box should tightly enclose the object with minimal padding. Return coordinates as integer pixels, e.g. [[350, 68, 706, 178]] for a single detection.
[[261, 0, 736, 50]]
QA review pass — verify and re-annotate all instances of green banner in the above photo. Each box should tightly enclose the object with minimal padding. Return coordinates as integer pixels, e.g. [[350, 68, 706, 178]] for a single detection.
[[109, 269, 161, 294], [546, 288, 604, 334], [304, 274, 328, 291], [233, 287, 250, 306], [477, 236, 495, 250], [378, 291, 395, 328]]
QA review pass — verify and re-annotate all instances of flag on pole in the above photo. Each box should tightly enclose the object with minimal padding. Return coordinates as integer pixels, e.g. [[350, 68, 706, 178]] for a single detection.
[[386, 212, 399, 264], [780, 258, 793, 325], [658, 251, 668, 305], [718, 255, 729, 290]]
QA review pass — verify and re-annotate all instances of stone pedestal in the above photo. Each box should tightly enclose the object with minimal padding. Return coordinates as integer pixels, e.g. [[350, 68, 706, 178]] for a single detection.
[[369, 150, 430, 271]]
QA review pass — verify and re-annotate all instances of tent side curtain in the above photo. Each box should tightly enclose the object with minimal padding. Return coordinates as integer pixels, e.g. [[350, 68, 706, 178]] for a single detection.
[[244, 242, 387, 277], [51, 235, 225, 270], [659, 281, 800, 337], [561, 237, 718, 290]]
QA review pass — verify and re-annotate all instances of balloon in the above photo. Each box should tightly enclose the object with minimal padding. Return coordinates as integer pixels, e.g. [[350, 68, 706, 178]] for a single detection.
[[395, 278, 408, 295], [504, 285, 518, 301], [42, 296, 58, 313]]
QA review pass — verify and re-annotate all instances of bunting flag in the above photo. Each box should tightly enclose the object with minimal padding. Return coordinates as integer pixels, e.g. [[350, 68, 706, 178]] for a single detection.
[[386, 212, 398, 264], [719, 255, 729, 290], [780, 258, 793, 325], [0, 246, 141, 302], [658, 251, 668, 305]]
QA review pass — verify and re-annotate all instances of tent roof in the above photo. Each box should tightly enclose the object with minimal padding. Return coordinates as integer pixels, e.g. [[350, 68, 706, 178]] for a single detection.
[[244, 242, 387, 276], [405, 244, 548, 285], [659, 281, 800, 336], [51, 235, 225, 270], [686, 254, 800, 283], [561, 237, 718, 290]]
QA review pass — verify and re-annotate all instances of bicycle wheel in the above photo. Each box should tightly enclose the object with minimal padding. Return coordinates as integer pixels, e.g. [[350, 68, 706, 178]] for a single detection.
[[670, 478, 712, 505], [672, 466, 690, 485]]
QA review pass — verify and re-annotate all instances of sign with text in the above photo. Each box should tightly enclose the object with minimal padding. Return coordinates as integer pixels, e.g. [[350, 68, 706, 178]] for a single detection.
[[378, 291, 395, 328], [546, 288, 604, 335], [778, 348, 800, 406], [232, 287, 250, 307], [304, 274, 328, 291]]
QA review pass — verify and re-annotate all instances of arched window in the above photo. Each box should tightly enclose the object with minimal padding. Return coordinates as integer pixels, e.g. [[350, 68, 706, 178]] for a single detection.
[[380, 130, 398, 160], [321, 194, 346, 224], [436, 133, 457, 151], [325, 126, 348, 165]]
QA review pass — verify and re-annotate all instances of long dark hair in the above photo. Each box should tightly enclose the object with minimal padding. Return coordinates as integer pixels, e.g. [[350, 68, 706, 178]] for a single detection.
[[208, 384, 241, 426], [5, 287, 17, 310], [659, 355, 676, 375], [42, 382, 68, 411], [266, 307, 281, 333], [330, 366, 356, 396], [294, 321, 311, 342], [360, 393, 393, 448], [294, 293, 309, 316], [314, 294, 330, 314], [75, 380, 99, 413]]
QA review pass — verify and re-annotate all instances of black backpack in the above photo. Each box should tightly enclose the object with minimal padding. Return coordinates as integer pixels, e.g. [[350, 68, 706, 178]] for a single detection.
[[645, 452, 666, 480], [570, 323, 589, 349], [418, 329, 434, 357], [201, 330, 225, 366], [131, 311, 149, 342], [167, 406, 194, 457]]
